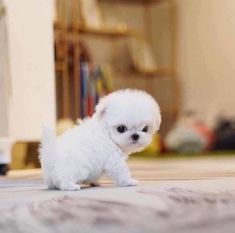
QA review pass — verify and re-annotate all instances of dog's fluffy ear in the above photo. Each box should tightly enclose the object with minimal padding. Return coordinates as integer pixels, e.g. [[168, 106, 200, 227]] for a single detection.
[[152, 102, 161, 133], [94, 96, 108, 119]]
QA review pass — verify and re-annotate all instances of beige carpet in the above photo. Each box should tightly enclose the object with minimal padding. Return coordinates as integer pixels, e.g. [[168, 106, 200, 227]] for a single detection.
[[1, 188, 235, 233], [1, 156, 235, 233]]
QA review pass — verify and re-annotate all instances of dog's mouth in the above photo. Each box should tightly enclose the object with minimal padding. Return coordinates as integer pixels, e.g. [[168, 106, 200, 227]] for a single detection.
[[131, 139, 143, 145], [132, 141, 138, 145]]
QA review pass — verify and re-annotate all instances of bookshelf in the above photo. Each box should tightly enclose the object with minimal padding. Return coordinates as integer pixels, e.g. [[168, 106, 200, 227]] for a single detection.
[[54, 0, 179, 134]]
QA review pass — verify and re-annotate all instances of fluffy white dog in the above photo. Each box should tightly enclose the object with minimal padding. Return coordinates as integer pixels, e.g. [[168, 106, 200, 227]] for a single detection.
[[39, 89, 161, 191]]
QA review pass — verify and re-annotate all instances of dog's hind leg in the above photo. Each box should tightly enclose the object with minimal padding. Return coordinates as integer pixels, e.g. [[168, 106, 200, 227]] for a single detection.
[[47, 180, 57, 190]]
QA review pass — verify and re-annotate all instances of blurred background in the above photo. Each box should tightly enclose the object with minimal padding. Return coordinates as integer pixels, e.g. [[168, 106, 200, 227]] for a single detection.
[[0, 0, 235, 173]]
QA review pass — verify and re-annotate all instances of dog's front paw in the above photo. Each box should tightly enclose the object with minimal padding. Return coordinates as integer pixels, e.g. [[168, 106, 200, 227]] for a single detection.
[[119, 178, 139, 187], [59, 182, 81, 191], [126, 178, 139, 186]]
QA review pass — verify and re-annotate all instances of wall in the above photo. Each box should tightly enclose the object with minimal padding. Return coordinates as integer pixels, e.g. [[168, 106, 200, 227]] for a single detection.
[[4, 0, 56, 141], [0, 0, 9, 137], [175, 0, 235, 125]]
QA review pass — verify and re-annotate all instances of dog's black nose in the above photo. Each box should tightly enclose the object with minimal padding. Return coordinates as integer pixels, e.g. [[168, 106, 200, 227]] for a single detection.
[[131, 133, 139, 141]]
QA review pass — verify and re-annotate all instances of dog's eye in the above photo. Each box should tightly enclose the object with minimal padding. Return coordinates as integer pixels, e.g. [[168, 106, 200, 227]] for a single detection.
[[117, 125, 127, 133], [142, 126, 148, 133]]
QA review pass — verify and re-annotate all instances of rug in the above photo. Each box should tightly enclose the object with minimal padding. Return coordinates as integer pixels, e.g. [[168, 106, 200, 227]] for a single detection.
[[1, 188, 235, 233]]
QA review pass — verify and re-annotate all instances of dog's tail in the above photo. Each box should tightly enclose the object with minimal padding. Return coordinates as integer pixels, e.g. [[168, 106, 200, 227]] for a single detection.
[[39, 125, 56, 166]]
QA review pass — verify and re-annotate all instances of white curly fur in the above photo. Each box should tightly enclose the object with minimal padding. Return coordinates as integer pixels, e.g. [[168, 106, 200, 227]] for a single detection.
[[39, 89, 161, 191]]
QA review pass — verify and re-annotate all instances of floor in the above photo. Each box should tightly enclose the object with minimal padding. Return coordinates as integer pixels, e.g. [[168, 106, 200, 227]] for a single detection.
[[1, 156, 235, 232]]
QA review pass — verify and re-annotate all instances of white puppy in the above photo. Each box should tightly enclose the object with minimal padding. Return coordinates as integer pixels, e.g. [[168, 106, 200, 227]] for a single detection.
[[39, 89, 161, 191]]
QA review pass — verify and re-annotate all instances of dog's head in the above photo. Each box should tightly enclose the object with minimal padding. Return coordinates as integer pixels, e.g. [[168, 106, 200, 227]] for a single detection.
[[94, 89, 161, 155]]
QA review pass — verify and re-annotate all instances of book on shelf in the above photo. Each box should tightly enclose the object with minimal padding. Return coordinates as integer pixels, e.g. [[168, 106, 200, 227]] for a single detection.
[[79, 60, 113, 118]]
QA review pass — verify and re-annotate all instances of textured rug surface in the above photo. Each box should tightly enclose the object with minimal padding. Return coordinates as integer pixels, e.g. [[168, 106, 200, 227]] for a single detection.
[[1, 188, 235, 233], [2, 157, 235, 233]]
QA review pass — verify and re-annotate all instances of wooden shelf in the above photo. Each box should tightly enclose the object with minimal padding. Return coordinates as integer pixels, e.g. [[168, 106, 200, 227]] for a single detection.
[[99, 0, 164, 5], [117, 68, 173, 78], [54, 23, 135, 37], [55, 62, 65, 71], [135, 67, 173, 76], [79, 26, 134, 37], [161, 105, 178, 113]]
